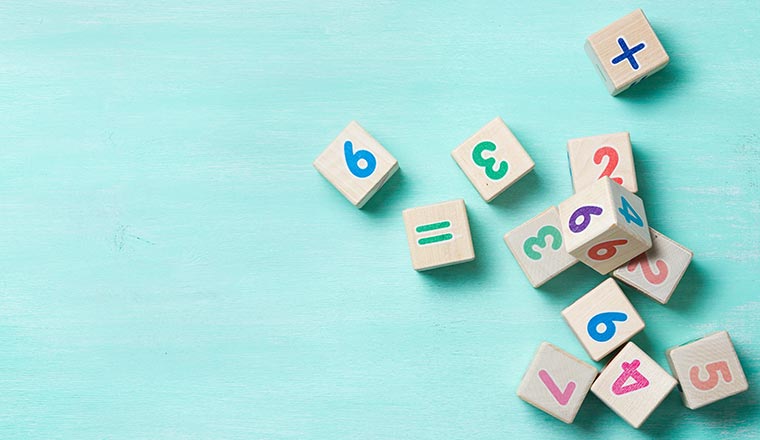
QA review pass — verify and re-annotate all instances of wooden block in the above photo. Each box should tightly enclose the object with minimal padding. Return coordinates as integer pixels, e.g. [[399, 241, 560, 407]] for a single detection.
[[562, 278, 645, 361], [567, 132, 638, 193], [613, 228, 693, 304], [504, 207, 578, 287], [585, 9, 669, 96], [313, 121, 399, 208], [451, 117, 535, 202], [558, 177, 651, 274], [666, 331, 749, 410], [517, 342, 598, 424], [591, 342, 677, 428], [402, 199, 475, 271]]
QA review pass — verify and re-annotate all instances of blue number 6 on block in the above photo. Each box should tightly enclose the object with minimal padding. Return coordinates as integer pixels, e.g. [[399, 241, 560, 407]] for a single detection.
[[587, 311, 628, 342]]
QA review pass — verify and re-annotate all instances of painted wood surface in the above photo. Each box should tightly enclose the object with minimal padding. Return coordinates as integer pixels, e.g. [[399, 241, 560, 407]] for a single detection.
[[1, 1, 758, 438]]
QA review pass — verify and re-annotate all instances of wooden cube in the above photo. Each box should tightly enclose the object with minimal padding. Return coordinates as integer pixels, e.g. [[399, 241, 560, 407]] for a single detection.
[[666, 331, 748, 410], [562, 278, 645, 361], [591, 342, 677, 428], [517, 342, 598, 424], [567, 132, 637, 193], [613, 228, 693, 304], [558, 177, 651, 274], [402, 199, 475, 271], [451, 117, 535, 202], [313, 121, 399, 208], [504, 207, 578, 287], [585, 9, 670, 96]]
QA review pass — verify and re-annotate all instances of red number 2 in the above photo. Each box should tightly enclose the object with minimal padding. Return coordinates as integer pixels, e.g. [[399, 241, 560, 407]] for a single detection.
[[627, 254, 669, 285], [594, 146, 623, 185]]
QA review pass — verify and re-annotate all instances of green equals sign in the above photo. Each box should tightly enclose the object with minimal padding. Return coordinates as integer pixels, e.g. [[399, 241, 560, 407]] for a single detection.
[[415, 221, 453, 245]]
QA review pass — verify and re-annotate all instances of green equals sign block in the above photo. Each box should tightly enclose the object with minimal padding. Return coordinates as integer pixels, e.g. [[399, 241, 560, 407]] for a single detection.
[[415, 221, 453, 245]]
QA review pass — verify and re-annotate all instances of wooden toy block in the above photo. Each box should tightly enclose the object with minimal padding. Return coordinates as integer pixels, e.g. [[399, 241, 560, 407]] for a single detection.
[[591, 342, 676, 428], [666, 331, 749, 410], [517, 342, 598, 424], [613, 228, 693, 304], [402, 199, 475, 271], [451, 117, 535, 202], [562, 278, 645, 361], [313, 121, 399, 208], [585, 9, 670, 96], [567, 132, 638, 193], [557, 177, 652, 274], [504, 207, 578, 287]]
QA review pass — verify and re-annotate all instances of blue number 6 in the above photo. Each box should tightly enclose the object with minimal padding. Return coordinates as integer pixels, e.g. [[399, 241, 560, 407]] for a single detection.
[[587, 312, 628, 342], [344, 140, 377, 178]]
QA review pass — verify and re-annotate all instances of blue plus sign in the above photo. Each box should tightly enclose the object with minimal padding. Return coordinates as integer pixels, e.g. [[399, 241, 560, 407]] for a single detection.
[[611, 37, 646, 70]]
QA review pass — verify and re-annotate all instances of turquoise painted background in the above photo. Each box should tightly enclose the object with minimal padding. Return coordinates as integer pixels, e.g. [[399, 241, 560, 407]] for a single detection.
[[1, 1, 758, 438]]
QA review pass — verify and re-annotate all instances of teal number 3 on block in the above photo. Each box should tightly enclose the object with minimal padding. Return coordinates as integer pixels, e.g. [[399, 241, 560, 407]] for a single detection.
[[618, 196, 643, 227], [472, 141, 508, 180], [523, 225, 562, 260], [344, 140, 377, 178]]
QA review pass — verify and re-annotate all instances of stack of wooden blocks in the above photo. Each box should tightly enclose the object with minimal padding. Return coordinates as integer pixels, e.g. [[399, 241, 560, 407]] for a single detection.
[[313, 8, 749, 430]]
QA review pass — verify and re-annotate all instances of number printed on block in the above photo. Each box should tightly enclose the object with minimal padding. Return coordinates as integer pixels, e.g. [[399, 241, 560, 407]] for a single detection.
[[451, 117, 535, 202], [558, 176, 652, 274], [613, 228, 693, 304], [584, 9, 670, 95], [504, 207, 577, 287], [562, 278, 645, 361], [666, 331, 748, 410], [313, 121, 399, 208], [402, 199, 475, 271], [517, 342, 598, 424], [591, 342, 676, 428], [567, 132, 637, 193]]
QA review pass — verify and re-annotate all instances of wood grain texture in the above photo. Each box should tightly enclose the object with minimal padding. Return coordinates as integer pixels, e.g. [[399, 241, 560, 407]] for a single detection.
[[591, 342, 677, 428], [558, 177, 651, 274], [451, 117, 535, 202], [562, 278, 646, 361], [667, 331, 749, 410], [585, 9, 670, 95], [504, 206, 577, 287], [402, 199, 474, 271], [517, 342, 598, 424], [614, 227, 693, 304], [0, 1, 759, 439], [567, 131, 637, 193]]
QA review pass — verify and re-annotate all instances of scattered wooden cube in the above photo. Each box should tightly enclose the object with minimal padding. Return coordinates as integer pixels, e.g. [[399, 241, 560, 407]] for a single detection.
[[451, 117, 535, 202], [558, 176, 652, 274], [402, 199, 475, 271], [591, 342, 677, 428], [517, 342, 598, 424], [504, 207, 578, 287], [313, 121, 399, 208], [585, 9, 670, 96], [562, 278, 645, 361], [567, 132, 638, 193], [666, 331, 749, 410], [613, 228, 693, 304]]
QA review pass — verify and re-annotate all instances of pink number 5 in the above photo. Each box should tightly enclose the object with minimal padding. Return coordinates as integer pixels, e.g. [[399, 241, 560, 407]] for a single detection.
[[594, 146, 623, 185], [627, 254, 669, 285], [690, 361, 732, 391]]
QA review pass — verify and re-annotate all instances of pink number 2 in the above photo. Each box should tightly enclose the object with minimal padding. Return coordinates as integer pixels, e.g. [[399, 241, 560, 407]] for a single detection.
[[690, 361, 732, 391], [627, 253, 669, 285], [594, 146, 623, 185], [611, 359, 649, 395]]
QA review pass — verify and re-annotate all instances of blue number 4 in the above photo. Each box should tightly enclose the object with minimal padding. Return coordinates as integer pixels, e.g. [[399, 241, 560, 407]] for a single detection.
[[618, 196, 643, 227]]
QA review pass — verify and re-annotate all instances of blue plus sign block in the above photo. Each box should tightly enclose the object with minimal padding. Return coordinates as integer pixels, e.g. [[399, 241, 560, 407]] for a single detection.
[[611, 37, 646, 70]]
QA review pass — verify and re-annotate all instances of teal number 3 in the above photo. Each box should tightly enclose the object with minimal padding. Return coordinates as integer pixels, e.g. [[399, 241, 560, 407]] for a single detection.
[[618, 196, 643, 227], [523, 225, 563, 261], [472, 141, 508, 180]]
